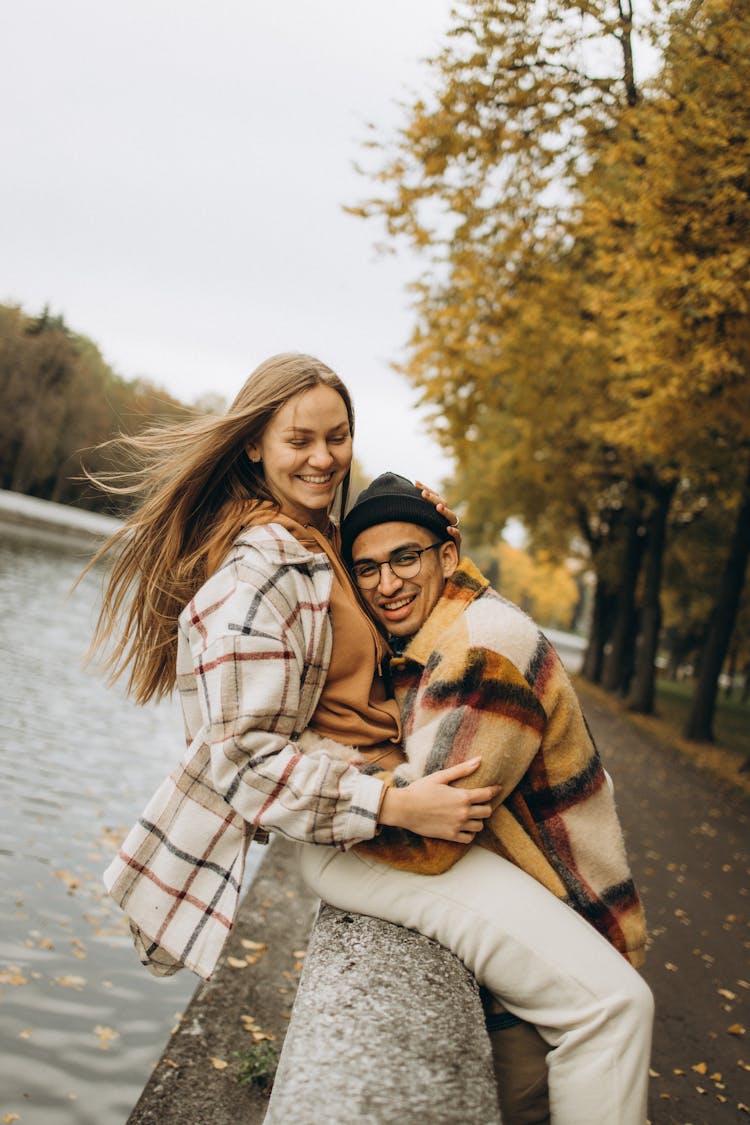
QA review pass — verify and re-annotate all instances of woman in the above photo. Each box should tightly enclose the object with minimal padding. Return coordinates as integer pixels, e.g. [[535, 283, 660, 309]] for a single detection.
[[93, 353, 651, 1124], [92, 353, 495, 978]]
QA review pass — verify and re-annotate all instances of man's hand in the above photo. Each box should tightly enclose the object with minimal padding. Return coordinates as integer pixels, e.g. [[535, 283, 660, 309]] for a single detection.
[[378, 757, 500, 843]]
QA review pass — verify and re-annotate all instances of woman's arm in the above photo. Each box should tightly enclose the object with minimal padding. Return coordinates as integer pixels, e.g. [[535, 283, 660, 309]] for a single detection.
[[185, 565, 497, 850], [185, 578, 384, 849], [354, 758, 501, 875], [379, 757, 499, 842]]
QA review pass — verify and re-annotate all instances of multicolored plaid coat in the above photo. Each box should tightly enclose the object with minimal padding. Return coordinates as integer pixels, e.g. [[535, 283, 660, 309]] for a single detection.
[[104, 524, 384, 979], [357, 558, 647, 968]]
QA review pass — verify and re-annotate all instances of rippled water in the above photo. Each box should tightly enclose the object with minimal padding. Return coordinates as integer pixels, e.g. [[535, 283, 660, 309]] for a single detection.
[[0, 528, 260, 1124]]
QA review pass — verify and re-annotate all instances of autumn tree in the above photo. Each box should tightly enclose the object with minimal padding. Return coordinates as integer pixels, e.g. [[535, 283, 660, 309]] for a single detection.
[[350, 0, 664, 683], [351, 0, 749, 739], [576, 0, 750, 732], [0, 304, 188, 513], [491, 541, 580, 629]]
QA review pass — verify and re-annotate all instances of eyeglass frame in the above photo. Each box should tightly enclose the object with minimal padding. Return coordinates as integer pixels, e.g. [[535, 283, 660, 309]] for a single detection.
[[350, 540, 446, 590]]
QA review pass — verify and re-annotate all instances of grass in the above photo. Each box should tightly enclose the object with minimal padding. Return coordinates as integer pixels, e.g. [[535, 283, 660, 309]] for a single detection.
[[235, 1041, 279, 1093], [654, 678, 750, 763], [577, 675, 750, 798]]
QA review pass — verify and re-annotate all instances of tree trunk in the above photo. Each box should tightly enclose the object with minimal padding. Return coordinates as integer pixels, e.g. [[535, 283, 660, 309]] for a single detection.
[[602, 504, 646, 694], [684, 452, 750, 742], [723, 644, 737, 700], [619, 606, 640, 699], [582, 576, 612, 683], [628, 480, 677, 714], [617, 0, 639, 107]]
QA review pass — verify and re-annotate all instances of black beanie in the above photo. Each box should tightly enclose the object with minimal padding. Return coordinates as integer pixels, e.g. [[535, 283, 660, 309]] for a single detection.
[[341, 472, 451, 564]]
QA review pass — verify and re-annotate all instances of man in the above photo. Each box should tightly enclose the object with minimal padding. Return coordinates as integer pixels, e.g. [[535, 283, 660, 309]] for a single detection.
[[337, 472, 649, 1125]]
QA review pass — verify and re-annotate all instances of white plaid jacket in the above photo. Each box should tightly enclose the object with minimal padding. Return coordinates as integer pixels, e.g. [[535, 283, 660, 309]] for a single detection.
[[104, 524, 385, 979]]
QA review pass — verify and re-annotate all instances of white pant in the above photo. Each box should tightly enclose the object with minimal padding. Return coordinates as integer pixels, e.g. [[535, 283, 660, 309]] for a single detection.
[[298, 843, 653, 1125]]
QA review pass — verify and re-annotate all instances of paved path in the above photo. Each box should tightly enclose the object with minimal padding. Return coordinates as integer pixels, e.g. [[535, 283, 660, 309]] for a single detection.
[[580, 685, 750, 1125], [128, 684, 749, 1125]]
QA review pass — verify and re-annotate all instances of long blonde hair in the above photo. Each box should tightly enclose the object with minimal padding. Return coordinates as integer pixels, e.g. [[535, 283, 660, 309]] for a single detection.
[[86, 353, 355, 704]]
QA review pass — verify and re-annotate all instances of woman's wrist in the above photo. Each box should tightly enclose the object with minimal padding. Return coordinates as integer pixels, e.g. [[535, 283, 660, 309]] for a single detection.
[[378, 785, 408, 830]]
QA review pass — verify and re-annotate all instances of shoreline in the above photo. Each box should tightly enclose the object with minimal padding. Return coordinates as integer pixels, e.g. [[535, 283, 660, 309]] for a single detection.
[[0, 488, 122, 549], [126, 836, 318, 1124]]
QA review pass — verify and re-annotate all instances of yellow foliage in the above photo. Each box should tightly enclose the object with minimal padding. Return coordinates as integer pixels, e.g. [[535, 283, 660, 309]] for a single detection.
[[494, 542, 579, 631], [350, 0, 750, 658]]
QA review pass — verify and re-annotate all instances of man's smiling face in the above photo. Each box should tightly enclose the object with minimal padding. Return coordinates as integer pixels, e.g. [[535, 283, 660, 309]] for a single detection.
[[350, 521, 458, 638]]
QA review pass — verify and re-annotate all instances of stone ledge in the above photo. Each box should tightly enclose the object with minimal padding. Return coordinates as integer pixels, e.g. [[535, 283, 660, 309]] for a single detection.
[[127, 836, 500, 1125], [264, 902, 500, 1125]]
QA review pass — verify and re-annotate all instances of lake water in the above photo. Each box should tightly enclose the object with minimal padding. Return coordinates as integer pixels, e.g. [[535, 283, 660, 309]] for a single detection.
[[0, 526, 262, 1124]]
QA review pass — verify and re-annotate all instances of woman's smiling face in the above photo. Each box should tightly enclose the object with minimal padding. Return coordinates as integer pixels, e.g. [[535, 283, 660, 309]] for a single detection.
[[251, 384, 353, 528]]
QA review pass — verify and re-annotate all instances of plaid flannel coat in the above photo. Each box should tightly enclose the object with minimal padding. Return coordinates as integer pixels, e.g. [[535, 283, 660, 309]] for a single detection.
[[357, 558, 647, 968], [104, 524, 385, 979]]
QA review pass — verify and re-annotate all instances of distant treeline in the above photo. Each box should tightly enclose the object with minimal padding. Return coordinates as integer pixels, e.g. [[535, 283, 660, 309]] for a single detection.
[[0, 304, 191, 514]]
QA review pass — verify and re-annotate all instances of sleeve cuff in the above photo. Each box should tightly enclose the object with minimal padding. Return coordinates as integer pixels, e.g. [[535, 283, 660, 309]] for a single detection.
[[342, 772, 387, 846]]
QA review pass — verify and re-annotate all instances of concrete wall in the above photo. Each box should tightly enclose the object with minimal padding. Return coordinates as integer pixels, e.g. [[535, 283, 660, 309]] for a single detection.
[[264, 903, 501, 1125], [128, 836, 500, 1125]]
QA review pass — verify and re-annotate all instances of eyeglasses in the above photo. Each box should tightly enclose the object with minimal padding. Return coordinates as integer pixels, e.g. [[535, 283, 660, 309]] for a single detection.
[[350, 542, 444, 589]]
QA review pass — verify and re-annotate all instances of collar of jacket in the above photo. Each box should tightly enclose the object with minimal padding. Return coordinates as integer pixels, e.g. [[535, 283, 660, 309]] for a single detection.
[[233, 522, 326, 568], [394, 556, 489, 669]]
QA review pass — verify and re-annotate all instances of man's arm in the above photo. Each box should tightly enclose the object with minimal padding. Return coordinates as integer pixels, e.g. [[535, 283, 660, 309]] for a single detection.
[[352, 647, 545, 874]]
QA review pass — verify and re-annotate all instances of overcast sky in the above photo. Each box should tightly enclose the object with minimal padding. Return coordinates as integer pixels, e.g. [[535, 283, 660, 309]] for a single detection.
[[1, 0, 456, 486]]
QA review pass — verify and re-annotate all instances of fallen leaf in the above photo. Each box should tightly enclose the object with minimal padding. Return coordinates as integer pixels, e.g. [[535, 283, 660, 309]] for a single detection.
[[692, 1062, 708, 1075], [0, 970, 27, 986], [240, 940, 267, 952], [292, 950, 307, 959], [226, 957, 248, 970], [673, 1068, 685, 1075], [710, 1072, 723, 1081], [54, 975, 86, 990], [728, 1024, 746, 1037], [94, 1026, 120, 1050], [18, 1028, 33, 1039], [664, 962, 678, 972], [3, 1114, 20, 1123], [209, 1057, 228, 1070], [649, 1068, 660, 1078], [719, 989, 738, 1000], [161, 1058, 179, 1069], [52, 869, 80, 892]]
